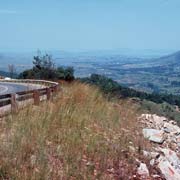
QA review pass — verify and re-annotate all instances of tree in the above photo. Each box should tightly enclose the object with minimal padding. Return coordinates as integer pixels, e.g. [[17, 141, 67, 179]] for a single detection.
[[33, 52, 55, 71], [32, 52, 56, 79]]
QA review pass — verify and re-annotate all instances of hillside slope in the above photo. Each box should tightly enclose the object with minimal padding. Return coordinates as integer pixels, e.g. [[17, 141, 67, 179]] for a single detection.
[[1, 81, 180, 179], [155, 51, 180, 65], [108, 51, 180, 95], [0, 82, 143, 179]]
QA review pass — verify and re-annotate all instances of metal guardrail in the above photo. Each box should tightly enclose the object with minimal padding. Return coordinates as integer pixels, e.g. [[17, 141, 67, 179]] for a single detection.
[[0, 79, 59, 113]]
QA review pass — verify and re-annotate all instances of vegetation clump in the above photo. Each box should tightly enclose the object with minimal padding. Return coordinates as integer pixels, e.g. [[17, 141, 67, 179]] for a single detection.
[[19, 52, 74, 81], [80, 74, 180, 107]]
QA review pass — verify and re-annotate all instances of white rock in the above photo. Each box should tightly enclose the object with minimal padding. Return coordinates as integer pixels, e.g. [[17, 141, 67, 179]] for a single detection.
[[143, 150, 159, 158], [143, 128, 165, 143], [158, 157, 180, 180], [141, 114, 167, 122], [169, 120, 177, 125], [177, 142, 180, 148], [159, 148, 180, 167], [164, 122, 180, 134], [150, 159, 155, 166], [140, 114, 168, 130], [152, 174, 161, 178], [137, 163, 149, 178]]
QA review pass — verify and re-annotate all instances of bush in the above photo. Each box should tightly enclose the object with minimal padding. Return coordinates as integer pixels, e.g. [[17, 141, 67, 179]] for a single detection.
[[19, 69, 35, 79], [56, 67, 74, 81]]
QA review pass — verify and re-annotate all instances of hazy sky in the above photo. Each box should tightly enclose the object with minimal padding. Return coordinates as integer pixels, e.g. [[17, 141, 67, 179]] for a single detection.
[[0, 0, 180, 52]]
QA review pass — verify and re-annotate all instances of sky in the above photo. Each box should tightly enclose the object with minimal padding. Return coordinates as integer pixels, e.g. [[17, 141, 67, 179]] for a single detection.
[[0, 0, 180, 52]]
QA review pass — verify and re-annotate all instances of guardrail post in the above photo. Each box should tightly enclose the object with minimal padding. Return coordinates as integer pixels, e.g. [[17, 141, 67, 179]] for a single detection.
[[33, 90, 40, 105], [53, 85, 58, 96], [11, 94, 18, 113], [46, 88, 51, 100]]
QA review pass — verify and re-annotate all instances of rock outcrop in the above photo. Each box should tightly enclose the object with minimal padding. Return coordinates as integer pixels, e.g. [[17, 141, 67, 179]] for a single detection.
[[138, 114, 180, 179]]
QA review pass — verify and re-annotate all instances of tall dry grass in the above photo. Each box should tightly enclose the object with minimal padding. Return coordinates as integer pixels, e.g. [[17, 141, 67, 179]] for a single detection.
[[0, 82, 141, 179]]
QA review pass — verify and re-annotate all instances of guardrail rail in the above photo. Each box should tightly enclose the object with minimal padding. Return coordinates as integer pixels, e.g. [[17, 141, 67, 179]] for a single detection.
[[0, 79, 59, 115]]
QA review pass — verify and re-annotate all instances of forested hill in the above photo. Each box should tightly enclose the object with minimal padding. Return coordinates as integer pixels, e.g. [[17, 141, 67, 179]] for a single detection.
[[80, 74, 180, 107]]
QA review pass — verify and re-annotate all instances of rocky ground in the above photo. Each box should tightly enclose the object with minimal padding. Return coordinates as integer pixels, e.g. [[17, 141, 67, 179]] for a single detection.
[[136, 114, 180, 180]]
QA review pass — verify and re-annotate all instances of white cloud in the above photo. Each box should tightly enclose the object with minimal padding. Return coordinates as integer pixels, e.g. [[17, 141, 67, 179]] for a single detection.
[[0, 10, 18, 14]]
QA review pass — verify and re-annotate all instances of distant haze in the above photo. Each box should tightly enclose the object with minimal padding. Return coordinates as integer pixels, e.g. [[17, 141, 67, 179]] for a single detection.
[[0, 48, 177, 74]]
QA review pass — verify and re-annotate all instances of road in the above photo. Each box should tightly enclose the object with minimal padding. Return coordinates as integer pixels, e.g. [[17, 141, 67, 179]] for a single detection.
[[0, 82, 43, 95]]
